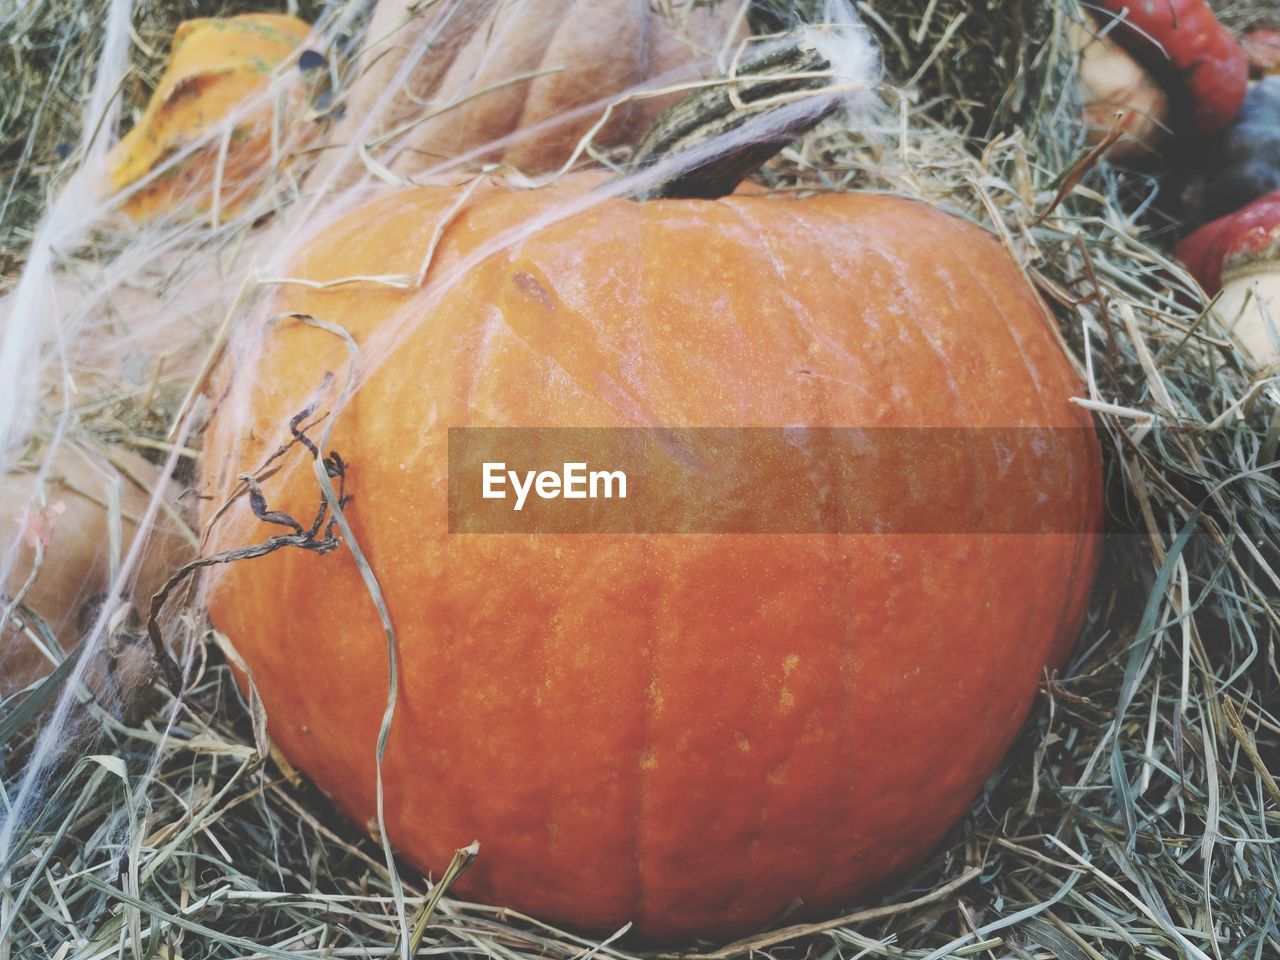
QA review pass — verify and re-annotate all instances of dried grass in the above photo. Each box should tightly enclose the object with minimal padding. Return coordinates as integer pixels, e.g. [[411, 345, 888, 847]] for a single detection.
[[2, 1, 1278, 958]]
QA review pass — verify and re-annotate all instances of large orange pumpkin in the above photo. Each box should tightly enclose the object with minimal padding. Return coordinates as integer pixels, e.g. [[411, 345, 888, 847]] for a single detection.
[[201, 178, 1101, 940]]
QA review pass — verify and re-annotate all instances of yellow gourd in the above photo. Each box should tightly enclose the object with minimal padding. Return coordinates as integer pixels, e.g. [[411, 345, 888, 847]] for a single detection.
[[108, 13, 312, 218]]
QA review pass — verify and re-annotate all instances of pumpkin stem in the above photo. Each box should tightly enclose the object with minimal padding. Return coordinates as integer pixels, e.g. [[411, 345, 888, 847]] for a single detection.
[[627, 38, 840, 200]]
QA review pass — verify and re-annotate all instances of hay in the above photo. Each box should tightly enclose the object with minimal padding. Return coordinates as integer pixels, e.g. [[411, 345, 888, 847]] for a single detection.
[[1215, 0, 1280, 34], [2, 1, 1279, 958], [756, 0, 1061, 143], [0, 0, 333, 278]]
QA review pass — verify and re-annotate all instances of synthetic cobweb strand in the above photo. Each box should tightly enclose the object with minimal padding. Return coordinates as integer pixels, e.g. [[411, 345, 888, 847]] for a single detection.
[[0, 0, 135, 867], [0, 0, 883, 942], [5, 1, 1278, 957]]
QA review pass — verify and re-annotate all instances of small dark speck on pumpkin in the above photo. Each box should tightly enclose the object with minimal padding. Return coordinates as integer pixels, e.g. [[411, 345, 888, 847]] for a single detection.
[[298, 49, 325, 72], [513, 271, 554, 310]]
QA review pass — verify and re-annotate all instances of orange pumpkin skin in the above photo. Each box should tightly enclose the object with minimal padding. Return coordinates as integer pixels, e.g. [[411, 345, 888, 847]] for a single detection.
[[202, 181, 1102, 941]]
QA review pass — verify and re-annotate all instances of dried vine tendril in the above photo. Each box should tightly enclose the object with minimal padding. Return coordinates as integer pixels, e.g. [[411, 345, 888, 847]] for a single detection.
[[145, 404, 349, 694]]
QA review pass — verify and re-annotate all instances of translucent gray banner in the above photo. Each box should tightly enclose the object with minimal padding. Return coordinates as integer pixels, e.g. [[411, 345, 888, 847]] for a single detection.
[[447, 427, 1102, 534]]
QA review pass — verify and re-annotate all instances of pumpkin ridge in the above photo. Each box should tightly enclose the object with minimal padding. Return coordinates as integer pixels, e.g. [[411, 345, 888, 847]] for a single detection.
[[804, 198, 947, 418], [506, 0, 653, 170], [505, 0, 579, 157], [632, 529, 658, 931], [900, 223, 971, 411], [963, 219, 1068, 429], [731, 201, 840, 922], [465, 302, 512, 425], [437, 0, 563, 164], [835, 553, 859, 903], [975, 252, 1055, 428], [736, 215, 785, 914], [803, 199, 922, 415], [632, 196, 657, 929], [738, 199, 850, 899], [721, 199, 833, 906], [495, 231, 662, 428]]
